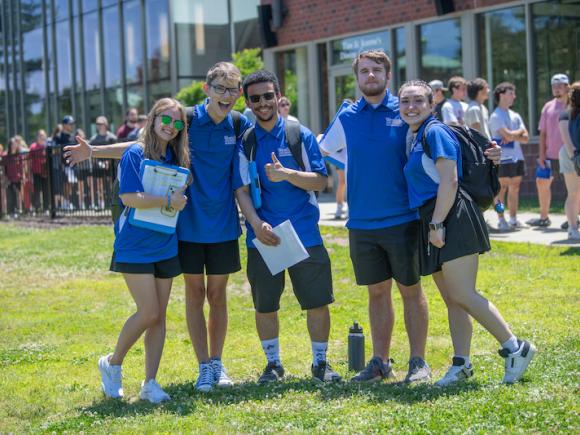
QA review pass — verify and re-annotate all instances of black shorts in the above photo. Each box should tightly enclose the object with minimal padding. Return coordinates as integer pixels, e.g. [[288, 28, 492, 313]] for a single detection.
[[418, 189, 491, 276], [498, 160, 525, 178], [110, 255, 181, 278], [349, 220, 420, 287], [178, 239, 241, 275], [247, 245, 334, 313]]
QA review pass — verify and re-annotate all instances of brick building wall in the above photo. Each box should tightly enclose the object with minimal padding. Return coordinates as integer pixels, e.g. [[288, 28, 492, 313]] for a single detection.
[[261, 0, 512, 46]]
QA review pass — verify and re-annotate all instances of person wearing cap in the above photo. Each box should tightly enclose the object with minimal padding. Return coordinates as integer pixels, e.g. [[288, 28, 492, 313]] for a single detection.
[[429, 80, 447, 122], [527, 74, 570, 228], [441, 77, 468, 127]]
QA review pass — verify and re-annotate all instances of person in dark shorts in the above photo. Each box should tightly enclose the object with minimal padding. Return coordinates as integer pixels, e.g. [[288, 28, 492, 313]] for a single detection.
[[489, 82, 529, 231], [98, 98, 190, 403], [236, 70, 340, 384], [399, 80, 536, 386], [319, 50, 430, 384]]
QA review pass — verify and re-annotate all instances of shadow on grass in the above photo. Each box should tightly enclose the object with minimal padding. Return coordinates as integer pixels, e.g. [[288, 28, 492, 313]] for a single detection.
[[556, 246, 580, 254]]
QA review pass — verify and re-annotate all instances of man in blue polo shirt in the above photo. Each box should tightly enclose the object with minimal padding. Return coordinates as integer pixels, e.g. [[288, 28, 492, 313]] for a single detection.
[[235, 70, 341, 384], [63, 62, 252, 393], [319, 50, 431, 383]]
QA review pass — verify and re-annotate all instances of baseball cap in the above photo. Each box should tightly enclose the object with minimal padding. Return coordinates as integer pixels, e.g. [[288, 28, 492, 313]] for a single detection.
[[62, 115, 75, 125], [429, 80, 447, 91], [551, 74, 569, 85]]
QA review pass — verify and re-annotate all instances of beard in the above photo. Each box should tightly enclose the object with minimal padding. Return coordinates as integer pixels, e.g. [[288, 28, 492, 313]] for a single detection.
[[254, 106, 275, 122], [359, 81, 387, 97]]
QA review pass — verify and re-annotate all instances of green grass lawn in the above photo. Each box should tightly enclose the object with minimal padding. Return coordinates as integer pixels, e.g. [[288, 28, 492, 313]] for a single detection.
[[0, 223, 578, 433]]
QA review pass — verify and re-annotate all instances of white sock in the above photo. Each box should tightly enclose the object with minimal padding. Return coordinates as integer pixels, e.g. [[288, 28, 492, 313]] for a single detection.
[[455, 355, 471, 367], [501, 336, 519, 353], [311, 341, 327, 366], [261, 338, 280, 364]]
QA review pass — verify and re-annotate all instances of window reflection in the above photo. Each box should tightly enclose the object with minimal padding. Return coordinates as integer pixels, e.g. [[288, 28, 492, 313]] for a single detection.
[[82, 11, 100, 91], [419, 19, 462, 83], [478, 7, 528, 127], [276, 48, 310, 126], [23, 27, 46, 137], [124, 0, 143, 84], [103, 6, 121, 87], [394, 27, 406, 91], [232, 0, 260, 51], [146, 0, 170, 81]]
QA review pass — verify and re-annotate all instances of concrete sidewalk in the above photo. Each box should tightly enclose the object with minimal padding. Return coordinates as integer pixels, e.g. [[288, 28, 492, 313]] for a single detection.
[[316, 193, 580, 247]]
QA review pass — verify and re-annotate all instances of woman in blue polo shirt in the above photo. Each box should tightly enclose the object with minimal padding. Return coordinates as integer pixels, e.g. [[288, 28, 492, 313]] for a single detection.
[[98, 98, 189, 404], [399, 80, 536, 387]]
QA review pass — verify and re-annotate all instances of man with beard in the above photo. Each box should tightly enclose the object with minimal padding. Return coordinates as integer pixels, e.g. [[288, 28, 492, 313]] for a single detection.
[[64, 62, 252, 393], [235, 70, 341, 384], [319, 50, 431, 384]]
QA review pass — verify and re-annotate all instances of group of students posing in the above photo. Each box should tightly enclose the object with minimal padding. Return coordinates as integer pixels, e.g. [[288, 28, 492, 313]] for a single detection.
[[65, 50, 536, 404]]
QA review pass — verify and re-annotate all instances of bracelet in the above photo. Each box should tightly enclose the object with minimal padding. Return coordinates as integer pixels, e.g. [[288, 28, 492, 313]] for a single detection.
[[167, 192, 172, 209]]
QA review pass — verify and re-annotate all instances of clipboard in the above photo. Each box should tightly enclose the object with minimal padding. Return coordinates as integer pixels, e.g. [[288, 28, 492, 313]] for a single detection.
[[128, 159, 190, 234]]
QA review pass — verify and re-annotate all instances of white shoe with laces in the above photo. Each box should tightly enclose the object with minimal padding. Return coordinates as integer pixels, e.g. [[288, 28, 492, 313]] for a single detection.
[[140, 379, 171, 403], [211, 358, 233, 388], [435, 358, 473, 387], [500, 339, 537, 384], [497, 218, 510, 231], [98, 354, 123, 399], [568, 227, 580, 241]]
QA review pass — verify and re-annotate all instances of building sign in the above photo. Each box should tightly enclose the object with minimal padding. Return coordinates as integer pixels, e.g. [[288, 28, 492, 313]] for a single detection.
[[331, 31, 390, 65]]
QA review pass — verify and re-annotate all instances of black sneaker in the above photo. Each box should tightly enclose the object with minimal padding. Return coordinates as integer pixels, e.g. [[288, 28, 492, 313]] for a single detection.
[[404, 357, 432, 383], [258, 361, 285, 384], [561, 219, 579, 230], [311, 361, 342, 382], [526, 217, 551, 227], [351, 356, 395, 382]]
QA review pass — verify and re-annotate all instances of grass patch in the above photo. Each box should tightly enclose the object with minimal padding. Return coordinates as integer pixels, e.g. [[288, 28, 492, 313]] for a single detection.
[[0, 223, 578, 432]]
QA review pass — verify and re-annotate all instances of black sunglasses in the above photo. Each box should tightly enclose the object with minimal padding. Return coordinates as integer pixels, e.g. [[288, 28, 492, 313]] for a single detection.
[[248, 92, 276, 104]]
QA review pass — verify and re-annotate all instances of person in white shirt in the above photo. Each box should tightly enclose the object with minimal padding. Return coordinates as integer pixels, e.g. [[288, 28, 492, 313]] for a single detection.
[[441, 76, 468, 126], [465, 78, 492, 140], [278, 96, 299, 122]]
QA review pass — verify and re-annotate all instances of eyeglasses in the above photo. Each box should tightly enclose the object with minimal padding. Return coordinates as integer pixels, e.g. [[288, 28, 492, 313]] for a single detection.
[[279, 103, 290, 107], [211, 84, 241, 96], [159, 114, 185, 131], [248, 92, 276, 104]]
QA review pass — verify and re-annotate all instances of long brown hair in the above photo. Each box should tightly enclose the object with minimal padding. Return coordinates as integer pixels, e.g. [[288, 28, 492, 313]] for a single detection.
[[569, 81, 580, 120], [138, 98, 190, 168]]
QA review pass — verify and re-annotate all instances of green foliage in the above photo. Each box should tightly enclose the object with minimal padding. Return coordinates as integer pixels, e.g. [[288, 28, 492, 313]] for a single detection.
[[175, 48, 264, 112], [0, 223, 578, 432]]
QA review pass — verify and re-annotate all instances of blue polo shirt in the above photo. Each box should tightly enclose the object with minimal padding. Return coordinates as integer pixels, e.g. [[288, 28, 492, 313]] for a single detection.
[[319, 91, 418, 229], [113, 144, 178, 263], [404, 117, 462, 209], [238, 117, 327, 248], [177, 102, 252, 243]]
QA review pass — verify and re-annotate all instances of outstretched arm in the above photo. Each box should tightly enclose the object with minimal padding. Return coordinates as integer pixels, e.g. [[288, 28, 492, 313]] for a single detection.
[[63, 136, 131, 166]]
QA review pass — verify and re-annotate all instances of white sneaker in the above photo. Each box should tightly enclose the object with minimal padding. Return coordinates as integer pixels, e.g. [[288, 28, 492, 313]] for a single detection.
[[195, 362, 215, 393], [435, 360, 474, 387], [140, 379, 171, 403], [211, 358, 233, 388], [98, 354, 123, 398], [508, 218, 523, 229], [568, 227, 580, 241], [500, 339, 537, 384], [497, 218, 510, 231], [334, 204, 344, 219]]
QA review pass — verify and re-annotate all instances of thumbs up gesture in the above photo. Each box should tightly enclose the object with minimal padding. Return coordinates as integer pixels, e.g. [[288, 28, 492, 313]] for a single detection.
[[265, 152, 289, 182]]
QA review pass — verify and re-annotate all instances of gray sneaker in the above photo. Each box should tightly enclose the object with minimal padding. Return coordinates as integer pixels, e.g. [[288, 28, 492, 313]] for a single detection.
[[404, 357, 431, 383], [311, 361, 342, 382], [351, 356, 395, 382], [258, 361, 285, 384]]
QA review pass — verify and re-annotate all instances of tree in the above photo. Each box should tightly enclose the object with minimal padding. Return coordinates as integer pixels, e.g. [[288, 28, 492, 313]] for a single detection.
[[175, 48, 264, 111]]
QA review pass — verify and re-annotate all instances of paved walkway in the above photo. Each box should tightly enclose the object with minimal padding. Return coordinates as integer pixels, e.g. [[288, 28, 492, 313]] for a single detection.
[[317, 193, 580, 248]]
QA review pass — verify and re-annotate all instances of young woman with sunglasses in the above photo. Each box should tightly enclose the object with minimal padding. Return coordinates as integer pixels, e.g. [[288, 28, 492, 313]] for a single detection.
[[95, 98, 190, 403], [398, 80, 536, 386]]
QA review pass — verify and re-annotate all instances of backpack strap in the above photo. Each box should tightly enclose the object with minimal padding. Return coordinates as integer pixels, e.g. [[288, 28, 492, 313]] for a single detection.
[[231, 110, 242, 138], [285, 119, 305, 171], [242, 126, 258, 162], [185, 106, 195, 128], [420, 119, 440, 159]]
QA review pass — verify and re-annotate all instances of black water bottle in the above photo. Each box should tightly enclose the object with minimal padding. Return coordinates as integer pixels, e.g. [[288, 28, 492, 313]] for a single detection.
[[348, 322, 365, 371]]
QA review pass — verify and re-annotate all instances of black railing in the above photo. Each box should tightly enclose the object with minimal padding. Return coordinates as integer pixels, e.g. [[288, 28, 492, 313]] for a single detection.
[[0, 145, 117, 219]]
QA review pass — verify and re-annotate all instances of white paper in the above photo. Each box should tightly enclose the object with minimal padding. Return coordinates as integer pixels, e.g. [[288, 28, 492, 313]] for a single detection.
[[132, 163, 189, 229], [253, 220, 310, 275]]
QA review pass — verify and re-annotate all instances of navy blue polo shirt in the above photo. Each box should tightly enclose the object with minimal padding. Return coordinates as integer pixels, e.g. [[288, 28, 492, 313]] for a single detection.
[[404, 117, 462, 209], [114, 144, 178, 263], [319, 91, 418, 229], [238, 117, 327, 248], [177, 102, 252, 243]]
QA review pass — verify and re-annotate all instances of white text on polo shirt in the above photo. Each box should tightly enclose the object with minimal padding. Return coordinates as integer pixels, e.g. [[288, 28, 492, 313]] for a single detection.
[[385, 118, 403, 127], [278, 147, 292, 157], [224, 135, 236, 145]]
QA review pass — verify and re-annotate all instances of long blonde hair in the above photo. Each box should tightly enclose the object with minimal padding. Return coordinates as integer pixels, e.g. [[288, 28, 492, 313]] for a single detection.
[[139, 98, 190, 168]]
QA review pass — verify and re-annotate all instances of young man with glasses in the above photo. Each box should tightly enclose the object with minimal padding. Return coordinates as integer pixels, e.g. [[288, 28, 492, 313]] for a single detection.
[[235, 70, 341, 384], [64, 62, 252, 393]]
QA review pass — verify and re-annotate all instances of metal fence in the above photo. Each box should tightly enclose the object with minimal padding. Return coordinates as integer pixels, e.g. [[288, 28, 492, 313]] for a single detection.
[[0, 145, 117, 219]]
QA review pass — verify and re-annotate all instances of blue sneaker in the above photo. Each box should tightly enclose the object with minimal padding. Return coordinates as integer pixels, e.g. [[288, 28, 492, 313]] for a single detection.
[[195, 362, 215, 393], [211, 358, 233, 388]]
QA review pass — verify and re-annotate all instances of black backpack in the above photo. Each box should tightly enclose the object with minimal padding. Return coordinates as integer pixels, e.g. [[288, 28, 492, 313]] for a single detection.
[[421, 121, 500, 210], [242, 118, 305, 170], [110, 109, 242, 223]]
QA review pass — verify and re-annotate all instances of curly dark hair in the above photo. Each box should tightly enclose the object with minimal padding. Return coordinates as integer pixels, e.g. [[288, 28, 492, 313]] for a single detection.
[[569, 81, 580, 120], [242, 70, 280, 99]]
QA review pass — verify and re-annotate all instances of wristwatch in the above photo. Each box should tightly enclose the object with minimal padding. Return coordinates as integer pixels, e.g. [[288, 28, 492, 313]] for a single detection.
[[429, 222, 444, 231]]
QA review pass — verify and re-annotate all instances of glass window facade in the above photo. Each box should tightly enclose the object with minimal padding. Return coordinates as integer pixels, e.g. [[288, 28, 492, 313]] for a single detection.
[[276, 48, 310, 123], [419, 19, 462, 83]]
